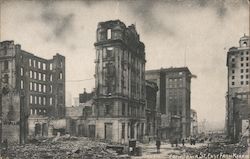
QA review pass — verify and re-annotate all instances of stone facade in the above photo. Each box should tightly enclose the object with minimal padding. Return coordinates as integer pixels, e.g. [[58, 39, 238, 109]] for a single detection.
[[0, 41, 65, 143], [92, 20, 146, 143], [146, 67, 192, 140], [226, 35, 250, 142], [190, 109, 198, 137], [145, 80, 160, 141]]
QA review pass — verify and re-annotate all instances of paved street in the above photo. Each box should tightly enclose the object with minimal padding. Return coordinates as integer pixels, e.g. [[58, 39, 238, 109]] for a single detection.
[[132, 142, 250, 159], [132, 142, 206, 159]]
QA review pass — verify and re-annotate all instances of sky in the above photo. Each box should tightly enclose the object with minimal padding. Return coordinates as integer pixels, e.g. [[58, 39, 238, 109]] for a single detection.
[[0, 0, 249, 130]]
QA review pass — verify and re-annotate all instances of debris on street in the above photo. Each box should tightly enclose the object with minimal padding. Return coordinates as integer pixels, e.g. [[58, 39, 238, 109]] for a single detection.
[[3, 137, 131, 159]]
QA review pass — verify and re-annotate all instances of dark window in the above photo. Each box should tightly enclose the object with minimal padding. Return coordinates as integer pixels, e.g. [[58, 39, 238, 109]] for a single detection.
[[232, 70, 235, 74], [127, 105, 130, 116], [241, 52, 244, 55], [232, 82, 234, 85], [246, 81, 249, 85], [246, 57, 249, 61], [121, 123, 125, 139], [232, 58, 235, 62], [232, 76, 235, 79], [106, 48, 113, 58], [105, 105, 111, 115], [247, 63, 249, 67], [246, 75, 249, 79], [241, 57, 244, 61], [122, 103, 126, 116], [232, 64, 235, 68], [241, 69, 244, 73], [4, 46, 7, 55], [241, 81, 244, 85], [241, 63, 244, 67], [246, 52, 249, 55], [4, 60, 8, 70], [246, 69, 249, 73], [241, 75, 243, 79]]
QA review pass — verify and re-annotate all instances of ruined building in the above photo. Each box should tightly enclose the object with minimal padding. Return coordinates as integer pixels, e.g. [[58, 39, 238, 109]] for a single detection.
[[226, 35, 250, 142], [0, 41, 65, 144], [145, 80, 160, 141], [146, 67, 192, 140], [90, 20, 146, 143]]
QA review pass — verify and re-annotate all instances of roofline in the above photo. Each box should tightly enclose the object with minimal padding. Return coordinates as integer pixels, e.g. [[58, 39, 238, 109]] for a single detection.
[[146, 67, 191, 74]]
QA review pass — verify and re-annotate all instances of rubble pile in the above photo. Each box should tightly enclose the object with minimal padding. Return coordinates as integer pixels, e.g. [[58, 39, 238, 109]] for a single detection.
[[4, 137, 131, 159], [184, 142, 248, 156]]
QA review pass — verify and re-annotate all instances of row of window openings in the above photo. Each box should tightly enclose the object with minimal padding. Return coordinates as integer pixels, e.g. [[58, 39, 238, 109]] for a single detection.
[[120, 104, 145, 116], [30, 109, 47, 115], [232, 75, 249, 79], [231, 57, 249, 63], [30, 95, 53, 105], [29, 59, 53, 70], [169, 78, 183, 82], [20, 80, 50, 92], [232, 63, 249, 68], [169, 84, 183, 88], [29, 82, 52, 93], [28, 70, 63, 80], [232, 69, 249, 73], [231, 81, 249, 85], [28, 70, 50, 81], [240, 52, 249, 56]]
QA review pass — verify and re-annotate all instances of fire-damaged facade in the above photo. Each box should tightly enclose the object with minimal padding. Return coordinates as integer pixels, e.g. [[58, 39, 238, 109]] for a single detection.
[[0, 41, 65, 144], [226, 35, 250, 142], [89, 20, 147, 143], [145, 80, 160, 141]]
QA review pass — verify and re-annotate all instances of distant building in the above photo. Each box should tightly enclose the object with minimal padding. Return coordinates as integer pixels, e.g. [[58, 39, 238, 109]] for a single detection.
[[145, 80, 160, 141], [226, 35, 250, 142], [190, 109, 198, 137], [65, 99, 94, 136], [91, 20, 146, 143], [146, 67, 192, 139], [79, 88, 94, 104], [66, 106, 85, 119], [0, 41, 65, 143]]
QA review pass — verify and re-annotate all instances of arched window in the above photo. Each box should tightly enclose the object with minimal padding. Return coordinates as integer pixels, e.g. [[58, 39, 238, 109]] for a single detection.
[[243, 42, 247, 47]]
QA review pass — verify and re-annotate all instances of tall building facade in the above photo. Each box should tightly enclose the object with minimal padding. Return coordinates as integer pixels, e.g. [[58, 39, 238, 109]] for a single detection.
[[146, 67, 192, 140], [0, 41, 65, 143], [226, 35, 250, 142], [93, 20, 146, 143], [145, 80, 160, 141]]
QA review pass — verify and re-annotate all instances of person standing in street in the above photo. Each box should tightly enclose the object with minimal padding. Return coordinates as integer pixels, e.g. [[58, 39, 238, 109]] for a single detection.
[[156, 138, 161, 153], [182, 138, 185, 146]]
